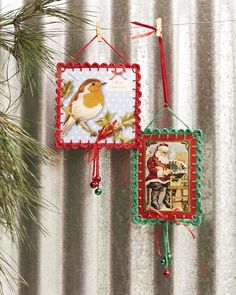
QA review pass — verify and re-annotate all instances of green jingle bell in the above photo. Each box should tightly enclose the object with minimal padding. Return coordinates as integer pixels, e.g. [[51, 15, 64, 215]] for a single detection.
[[95, 187, 102, 195]]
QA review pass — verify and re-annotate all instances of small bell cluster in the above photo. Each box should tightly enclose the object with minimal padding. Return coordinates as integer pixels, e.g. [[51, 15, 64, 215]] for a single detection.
[[90, 176, 102, 195], [160, 253, 172, 277]]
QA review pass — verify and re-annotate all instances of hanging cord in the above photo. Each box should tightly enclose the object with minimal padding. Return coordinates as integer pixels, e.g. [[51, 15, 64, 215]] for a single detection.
[[101, 37, 131, 64], [155, 227, 162, 257], [67, 34, 97, 63], [46, 19, 236, 35], [163, 221, 171, 277], [131, 21, 192, 130], [132, 21, 195, 277], [154, 222, 171, 277], [87, 120, 117, 195], [153, 208, 196, 277], [167, 107, 190, 129], [143, 106, 191, 131], [67, 34, 131, 64], [144, 107, 166, 131], [158, 36, 169, 107], [90, 145, 102, 195]]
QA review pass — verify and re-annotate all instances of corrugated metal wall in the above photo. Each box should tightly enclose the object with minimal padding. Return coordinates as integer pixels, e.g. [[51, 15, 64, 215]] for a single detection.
[[1, 0, 236, 294]]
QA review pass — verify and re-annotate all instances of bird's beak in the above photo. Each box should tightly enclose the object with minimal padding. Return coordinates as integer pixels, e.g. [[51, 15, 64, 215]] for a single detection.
[[101, 82, 107, 86]]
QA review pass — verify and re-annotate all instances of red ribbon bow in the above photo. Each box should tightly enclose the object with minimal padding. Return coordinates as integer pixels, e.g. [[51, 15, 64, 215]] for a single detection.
[[87, 120, 117, 162], [96, 120, 117, 143], [109, 70, 127, 80], [86, 120, 117, 190]]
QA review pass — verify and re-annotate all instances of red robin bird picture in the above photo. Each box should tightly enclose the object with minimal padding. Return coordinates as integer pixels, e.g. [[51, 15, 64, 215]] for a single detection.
[[62, 78, 106, 136]]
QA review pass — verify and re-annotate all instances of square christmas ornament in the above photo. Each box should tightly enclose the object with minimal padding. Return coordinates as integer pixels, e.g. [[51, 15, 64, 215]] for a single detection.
[[131, 19, 203, 278], [131, 123, 203, 277], [132, 128, 203, 225], [55, 42, 141, 149], [54, 34, 142, 194]]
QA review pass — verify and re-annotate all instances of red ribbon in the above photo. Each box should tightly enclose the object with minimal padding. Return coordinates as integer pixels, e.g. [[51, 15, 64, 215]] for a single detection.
[[96, 120, 117, 142], [86, 120, 117, 162], [151, 208, 196, 257], [131, 21, 157, 33], [67, 35, 130, 64], [86, 121, 117, 187], [109, 70, 127, 80], [131, 21, 169, 107], [155, 227, 162, 257]]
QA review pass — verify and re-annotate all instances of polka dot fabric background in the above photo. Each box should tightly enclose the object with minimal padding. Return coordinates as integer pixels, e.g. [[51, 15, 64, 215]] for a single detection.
[[61, 68, 136, 143]]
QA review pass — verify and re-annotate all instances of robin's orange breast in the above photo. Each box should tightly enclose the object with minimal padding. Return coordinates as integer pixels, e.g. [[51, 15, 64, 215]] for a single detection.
[[83, 92, 104, 108]]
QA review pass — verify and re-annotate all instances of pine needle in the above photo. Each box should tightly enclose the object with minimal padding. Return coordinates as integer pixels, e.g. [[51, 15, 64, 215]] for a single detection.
[[0, 0, 94, 291], [0, 112, 58, 240], [0, 112, 59, 293]]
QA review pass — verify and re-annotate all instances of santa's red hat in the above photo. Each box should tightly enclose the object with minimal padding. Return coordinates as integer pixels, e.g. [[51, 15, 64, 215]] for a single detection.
[[155, 143, 169, 153]]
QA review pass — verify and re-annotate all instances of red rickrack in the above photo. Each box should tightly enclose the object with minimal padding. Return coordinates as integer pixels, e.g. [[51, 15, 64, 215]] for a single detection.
[[55, 62, 142, 150]]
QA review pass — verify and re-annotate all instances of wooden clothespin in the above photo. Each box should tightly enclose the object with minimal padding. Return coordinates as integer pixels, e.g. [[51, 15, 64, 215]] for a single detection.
[[155, 18, 162, 37], [96, 20, 102, 42]]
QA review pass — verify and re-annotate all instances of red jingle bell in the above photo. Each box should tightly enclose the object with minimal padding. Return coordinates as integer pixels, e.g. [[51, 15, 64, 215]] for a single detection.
[[163, 270, 171, 278], [90, 180, 98, 189]]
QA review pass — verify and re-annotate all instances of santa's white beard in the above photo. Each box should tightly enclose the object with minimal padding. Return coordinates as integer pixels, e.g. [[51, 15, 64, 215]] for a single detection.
[[155, 151, 169, 164]]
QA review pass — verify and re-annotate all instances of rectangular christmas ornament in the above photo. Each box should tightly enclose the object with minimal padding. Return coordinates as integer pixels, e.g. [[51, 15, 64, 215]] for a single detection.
[[55, 62, 141, 149], [132, 129, 203, 225]]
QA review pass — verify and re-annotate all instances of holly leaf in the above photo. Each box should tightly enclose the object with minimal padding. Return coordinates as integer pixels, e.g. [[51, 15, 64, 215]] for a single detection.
[[120, 112, 135, 128], [95, 112, 115, 127], [113, 129, 132, 143], [181, 141, 189, 150], [62, 81, 73, 99]]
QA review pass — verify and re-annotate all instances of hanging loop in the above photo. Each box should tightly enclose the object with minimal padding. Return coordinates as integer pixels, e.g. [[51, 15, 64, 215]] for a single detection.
[[143, 107, 191, 131], [67, 34, 130, 64]]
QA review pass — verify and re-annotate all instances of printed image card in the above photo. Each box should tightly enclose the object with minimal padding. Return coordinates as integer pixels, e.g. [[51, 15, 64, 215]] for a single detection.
[[132, 129, 203, 224]]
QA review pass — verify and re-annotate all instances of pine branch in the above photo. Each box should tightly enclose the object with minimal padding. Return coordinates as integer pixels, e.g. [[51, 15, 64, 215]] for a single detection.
[[0, 0, 94, 110], [0, 112, 59, 294], [0, 112, 58, 239], [0, 1, 95, 292]]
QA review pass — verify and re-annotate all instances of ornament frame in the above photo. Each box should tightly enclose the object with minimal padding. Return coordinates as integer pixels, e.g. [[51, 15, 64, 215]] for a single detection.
[[55, 62, 142, 149], [131, 128, 203, 226]]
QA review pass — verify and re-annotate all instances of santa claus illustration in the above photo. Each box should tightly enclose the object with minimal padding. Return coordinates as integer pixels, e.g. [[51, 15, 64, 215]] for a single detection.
[[146, 143, 173, 210]]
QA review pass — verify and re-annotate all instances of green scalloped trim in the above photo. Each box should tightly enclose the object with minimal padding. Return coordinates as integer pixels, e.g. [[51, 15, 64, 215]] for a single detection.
[[131, 128, 203, 226]]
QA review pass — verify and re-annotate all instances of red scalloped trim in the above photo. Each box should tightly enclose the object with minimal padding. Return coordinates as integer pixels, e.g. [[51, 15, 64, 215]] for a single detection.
[[55, 62, 142, 150], [137, 133, 197, 220]]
